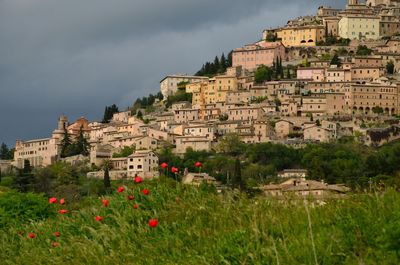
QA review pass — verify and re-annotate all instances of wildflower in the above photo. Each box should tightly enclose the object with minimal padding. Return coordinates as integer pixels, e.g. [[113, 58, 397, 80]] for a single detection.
[[195, 161, 202, 168], [51, 242, 60, 247], [117, 186, 124, 193], [49, 197, 57, 204], [95, 216, 103, 222], [53, 231, 61, 237], [148, 219, 158, 228], [133, 204, 138, 209], [127, 195, 134, 201], [142, 188, 150, 195], [59, 198, 65, 205], [102, 199, 109, 207], [161, 162, 168, 169], [171, 167, 179, 173], [58, 209, 68, 214], [134, 176, 143, 183], [28, 233, 36, 239]]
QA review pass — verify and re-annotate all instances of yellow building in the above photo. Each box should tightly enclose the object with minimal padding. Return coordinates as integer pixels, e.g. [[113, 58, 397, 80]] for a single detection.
[[276, 25, 325, 47], [338, 15, 380, 40], [189, 75, 238, 106]]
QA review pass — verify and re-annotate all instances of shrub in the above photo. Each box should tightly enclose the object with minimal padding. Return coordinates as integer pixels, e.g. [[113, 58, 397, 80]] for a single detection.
[[0, 191, 55, 228]]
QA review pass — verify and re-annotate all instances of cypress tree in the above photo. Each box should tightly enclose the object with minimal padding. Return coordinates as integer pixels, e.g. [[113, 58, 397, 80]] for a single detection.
[[103, 160, 111, 189], [75, 125, 90, 156], [13, 160, 33, 192], [60, 128, 72, 158], [220, 53, 227, 72], [233, 158, 245, 191], [227, 51, 233, 67]]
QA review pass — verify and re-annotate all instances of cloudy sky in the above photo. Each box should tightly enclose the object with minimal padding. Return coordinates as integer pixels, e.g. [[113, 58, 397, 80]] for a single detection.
[[0, 0, 346, 146]]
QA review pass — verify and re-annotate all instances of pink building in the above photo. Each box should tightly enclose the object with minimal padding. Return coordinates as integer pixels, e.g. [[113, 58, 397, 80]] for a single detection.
[[297, 68, 325, 81], [232, 41, 286, 71]]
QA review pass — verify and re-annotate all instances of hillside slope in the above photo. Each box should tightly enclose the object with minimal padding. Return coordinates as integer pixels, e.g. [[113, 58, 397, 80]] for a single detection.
[[1, 178, 400, 264]]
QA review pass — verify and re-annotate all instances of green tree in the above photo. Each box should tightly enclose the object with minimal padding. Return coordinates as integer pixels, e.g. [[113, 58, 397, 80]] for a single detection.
[[232, 158, 245, 191], [137, 110, 143, 120], [330, 54, 342, 67], [372, 106, 384, 114], [356, 45, 372, 56], [387, 61, 395, 75], [102, 159, 111, 189], [220, 53, 227, 72], [113, 146, 135, 158], [13, 160, 33, 192], [60, 128, 72, 158], [254, 65, 272, 83], [102, 104, 119, 123], [0, 143, 11, 160], [75, 126, 90, 156], [217, 133, 245, 156]]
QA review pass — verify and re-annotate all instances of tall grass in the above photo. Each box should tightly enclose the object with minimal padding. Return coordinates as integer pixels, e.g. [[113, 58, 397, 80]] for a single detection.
[[1, 178, 400, 264]]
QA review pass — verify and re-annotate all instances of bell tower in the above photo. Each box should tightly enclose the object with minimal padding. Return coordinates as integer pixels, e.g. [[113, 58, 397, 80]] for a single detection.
[[349, 0, 359, 4]]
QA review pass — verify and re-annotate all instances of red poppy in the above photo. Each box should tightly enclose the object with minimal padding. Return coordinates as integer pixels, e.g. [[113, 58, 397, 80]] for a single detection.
[[195, 161, 202, 168], [161, 162, 168, 169], [134, 176, 143, 183], [102, 199, 109, 207], [142, 188, 150, 195], [117, 186, 124, 193], [133, 204, 138, 209], [95, 216, 103, 222], [28, 233, 36, 239], [148, 219, 158, 228], [58, 209, 68, 214], [127, 195, 134, 201], [49, 197, 57, 204], [53, 231, 61, 237], [59, 198, 65, 205], [51, 242, 60, 247], [171, 167, 179, 173]]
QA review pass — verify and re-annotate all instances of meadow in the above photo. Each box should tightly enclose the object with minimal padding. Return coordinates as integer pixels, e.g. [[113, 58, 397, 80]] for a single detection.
[[0, 178, 399, 265]]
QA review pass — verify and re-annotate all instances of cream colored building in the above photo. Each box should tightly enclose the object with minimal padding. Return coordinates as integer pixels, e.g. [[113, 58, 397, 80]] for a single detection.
[[127, 150, 159, 179], [275, 120, 294, 138], [345, 78, 400, 115], [175, 136, 213, 154], [13, 115, 69, 168], [160, 75, 208, 98], [338, 16, 380, 40]]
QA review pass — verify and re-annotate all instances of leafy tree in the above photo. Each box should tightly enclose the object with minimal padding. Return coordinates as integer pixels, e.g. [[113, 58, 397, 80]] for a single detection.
[[113, 146, 135, 158], [137, 110, 143, 120], [75, 126, 90, 156], [217, 133, 245, 156], [330, 54, 342, 67], [254, 65, 272, 83], [387, 61, 395, 75], [356, 45, 372, 56], [265, 31, 278, 42], [372, 106, 384, 114]]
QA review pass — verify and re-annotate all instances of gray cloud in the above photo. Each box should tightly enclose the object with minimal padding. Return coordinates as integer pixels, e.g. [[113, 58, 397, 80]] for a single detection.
[[0, 0, 346, 146]]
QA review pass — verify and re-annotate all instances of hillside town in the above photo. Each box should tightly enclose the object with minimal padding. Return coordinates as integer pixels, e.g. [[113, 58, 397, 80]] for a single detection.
[[4, 0, 400, 187]]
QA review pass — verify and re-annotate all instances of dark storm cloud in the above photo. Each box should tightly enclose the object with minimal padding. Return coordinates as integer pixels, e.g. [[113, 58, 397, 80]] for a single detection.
[[0, 0, 346, 146]]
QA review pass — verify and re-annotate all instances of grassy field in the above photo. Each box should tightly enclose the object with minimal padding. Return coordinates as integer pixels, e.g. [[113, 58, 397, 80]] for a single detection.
[[1, 178, 400, 265]]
